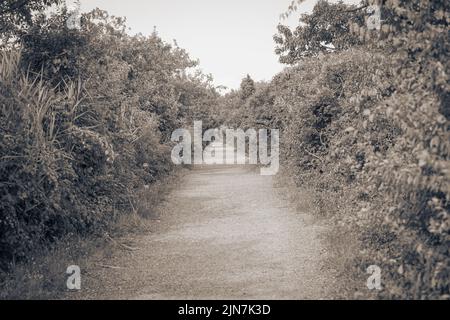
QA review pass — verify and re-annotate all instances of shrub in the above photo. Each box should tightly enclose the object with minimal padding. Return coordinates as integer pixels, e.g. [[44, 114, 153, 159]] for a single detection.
[[222, 0, 449, 298], [0, 7, 220, 270]]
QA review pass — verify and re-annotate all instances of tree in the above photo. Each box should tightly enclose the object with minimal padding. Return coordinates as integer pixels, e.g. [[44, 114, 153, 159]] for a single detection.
[[239, 74, 255, 100], [0, 0, 61, 41], [274, 0, 364, 64]]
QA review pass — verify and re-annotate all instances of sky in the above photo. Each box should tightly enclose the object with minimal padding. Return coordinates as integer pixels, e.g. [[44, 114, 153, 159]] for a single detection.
[[76, 0, 360, 90]]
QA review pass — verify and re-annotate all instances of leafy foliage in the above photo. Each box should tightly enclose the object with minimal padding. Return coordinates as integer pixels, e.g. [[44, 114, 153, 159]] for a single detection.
[[225, 0, 450, 299], [0, 0, 61, 41], [0, 6, 219, 269], [274, 0, 364, 64], [239, 74, 256, 100]]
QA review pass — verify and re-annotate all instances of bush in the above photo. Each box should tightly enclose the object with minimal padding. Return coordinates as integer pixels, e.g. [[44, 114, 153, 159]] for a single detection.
[[222, 0, 449, 299], [0, 7, 220, 270]]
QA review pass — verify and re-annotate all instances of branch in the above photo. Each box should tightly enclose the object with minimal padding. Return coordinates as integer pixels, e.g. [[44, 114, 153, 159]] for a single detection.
[[95, 263, 124, 269], [343, 4, 369, 13], [304, 148, 323, 162], [105, 233, 139, 251]]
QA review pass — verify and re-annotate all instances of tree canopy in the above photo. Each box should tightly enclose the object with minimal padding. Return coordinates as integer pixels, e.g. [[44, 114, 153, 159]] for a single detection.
[[274, 0, 365, 64]]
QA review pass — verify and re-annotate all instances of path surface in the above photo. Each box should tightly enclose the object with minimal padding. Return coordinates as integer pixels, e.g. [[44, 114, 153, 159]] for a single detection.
[[73, 143, 333, 299]]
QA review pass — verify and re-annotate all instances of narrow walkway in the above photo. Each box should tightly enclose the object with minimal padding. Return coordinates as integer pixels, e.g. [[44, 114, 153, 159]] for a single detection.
[[74, 144, 333, 299]]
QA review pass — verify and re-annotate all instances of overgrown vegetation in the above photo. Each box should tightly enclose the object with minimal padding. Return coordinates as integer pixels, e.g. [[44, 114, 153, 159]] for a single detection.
[[221, 0, 449, 299], [0, 4, 219, 271], [1, 0, 448, 300]]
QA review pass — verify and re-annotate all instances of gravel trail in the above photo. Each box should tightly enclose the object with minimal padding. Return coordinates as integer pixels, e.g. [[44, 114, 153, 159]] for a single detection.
[[72, 144, 333, 299]]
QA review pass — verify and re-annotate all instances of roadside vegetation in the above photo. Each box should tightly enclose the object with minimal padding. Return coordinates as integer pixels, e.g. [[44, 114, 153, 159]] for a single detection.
[[219, 0, 449, 299], [0, 0, 448, 300], [0, 1, 219, 278]]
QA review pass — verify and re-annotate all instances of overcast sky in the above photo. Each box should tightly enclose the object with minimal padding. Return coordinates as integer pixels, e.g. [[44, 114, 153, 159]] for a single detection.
[[77, 0, 360, 90]]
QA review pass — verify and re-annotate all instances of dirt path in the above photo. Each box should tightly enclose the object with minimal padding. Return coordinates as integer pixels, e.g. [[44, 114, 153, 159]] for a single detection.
[[72, 144, 334, 299]]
